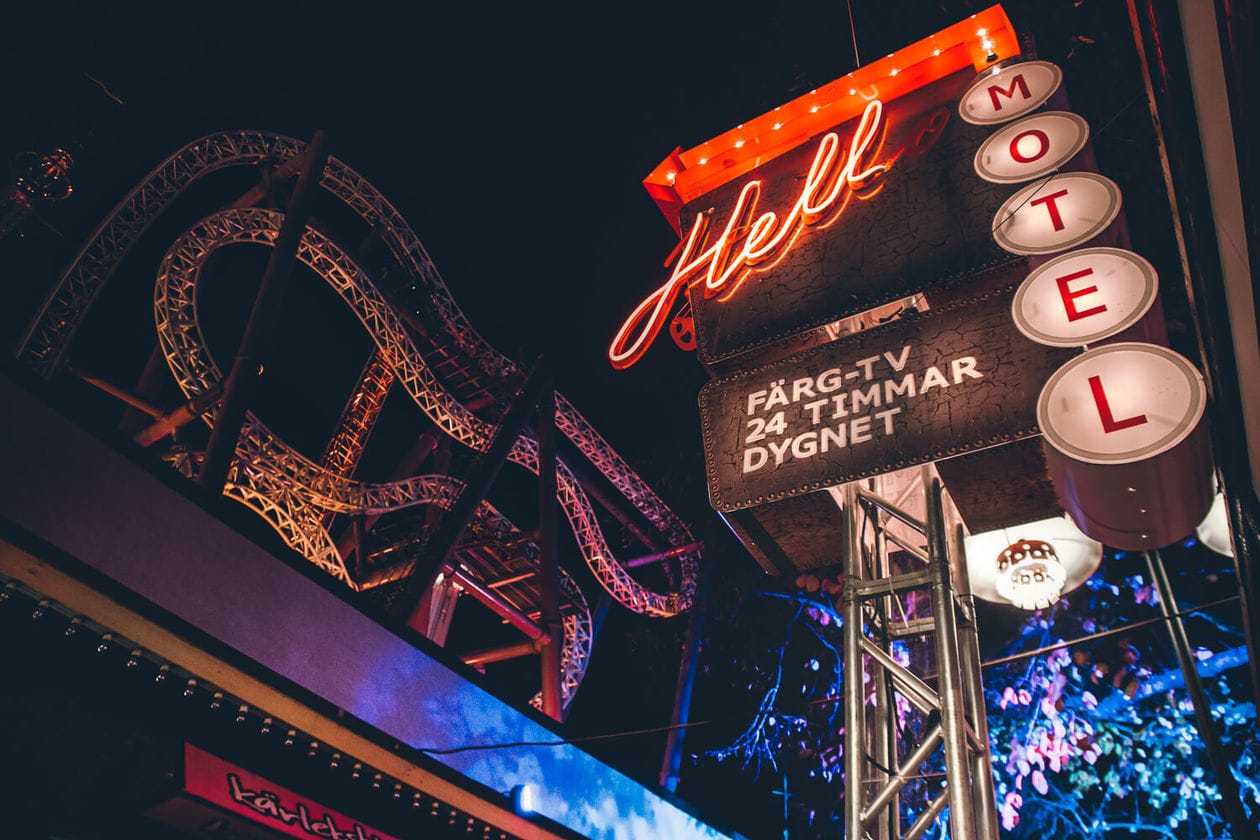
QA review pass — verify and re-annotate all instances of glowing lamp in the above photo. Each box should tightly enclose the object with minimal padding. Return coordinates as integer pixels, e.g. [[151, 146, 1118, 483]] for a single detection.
[[14, 149, 74, 202], [510, 783, 536, 815], [995, 539, 1067, 610], [1195, 492, 1233, 558], [964, 515, 1102, 610]]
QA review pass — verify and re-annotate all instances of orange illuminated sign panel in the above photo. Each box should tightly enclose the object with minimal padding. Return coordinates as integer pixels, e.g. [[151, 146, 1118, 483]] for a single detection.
[[610, 101, 891, 370], [613, 5, 1022, 370]]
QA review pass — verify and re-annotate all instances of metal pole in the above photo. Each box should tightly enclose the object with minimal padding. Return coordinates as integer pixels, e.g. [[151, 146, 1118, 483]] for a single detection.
[[1145, 549, 1259, 840], [388, 358, 553, 624], [952, 523, 998, 840], [448, 566, 546, 640], [924, 475, 975, 839], [198, 130, 332, 493], [624, 540, 705, 569], [870, 479, 897, 840], [462, 637, 548, 667], [842, 482, 866, 840], [537, 378, 563, 721], [659, 560, 709, 792]]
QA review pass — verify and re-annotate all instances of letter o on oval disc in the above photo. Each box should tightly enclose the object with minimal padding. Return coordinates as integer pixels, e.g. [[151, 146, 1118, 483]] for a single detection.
[[974, 111, 1090, 183]]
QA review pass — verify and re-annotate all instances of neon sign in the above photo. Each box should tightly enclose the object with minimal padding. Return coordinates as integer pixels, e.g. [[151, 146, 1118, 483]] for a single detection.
[[609, 100, 892, 370]]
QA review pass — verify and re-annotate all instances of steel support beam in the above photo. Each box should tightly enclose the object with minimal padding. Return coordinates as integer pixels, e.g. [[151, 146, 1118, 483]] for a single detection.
[[624, 540, 705, 569], [659, 560, 709, 792], [842, 471, 995, 840], [842, 482, 866, 840], [198, 130, 332, 493], [462, 638, 548, 667], [1146, 549, 1259, 840], [536, 378, 563, 720], [389, 358, 552, 624], [925, 476, 975, 839]]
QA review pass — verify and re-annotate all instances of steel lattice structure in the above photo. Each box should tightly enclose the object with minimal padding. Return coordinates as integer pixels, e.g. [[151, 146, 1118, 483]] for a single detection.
[[840, 471, 997, 840], [18, 131, 698, 618], [321, 351, 395, 479]]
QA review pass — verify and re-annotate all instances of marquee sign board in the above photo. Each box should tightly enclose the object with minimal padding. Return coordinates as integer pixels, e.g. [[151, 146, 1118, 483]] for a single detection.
[[699, 282, 1076, 511]]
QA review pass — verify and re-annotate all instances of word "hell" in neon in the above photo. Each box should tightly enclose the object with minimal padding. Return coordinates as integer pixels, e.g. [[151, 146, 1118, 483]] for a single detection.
[[609, 100, 892, 369]]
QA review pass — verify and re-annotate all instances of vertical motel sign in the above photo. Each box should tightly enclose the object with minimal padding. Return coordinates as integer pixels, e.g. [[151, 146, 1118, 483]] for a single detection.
[[962, 60, 1215, 550]]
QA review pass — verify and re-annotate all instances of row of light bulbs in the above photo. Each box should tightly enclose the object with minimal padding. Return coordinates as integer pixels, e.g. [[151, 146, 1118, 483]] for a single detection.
[[2, 574, 512, 838]]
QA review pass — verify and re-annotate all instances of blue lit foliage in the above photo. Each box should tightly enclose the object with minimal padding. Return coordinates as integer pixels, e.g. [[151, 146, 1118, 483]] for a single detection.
[[689, 555, 1257, 840], [986, 567, 1258, 838], [692, 572, 949, 838]]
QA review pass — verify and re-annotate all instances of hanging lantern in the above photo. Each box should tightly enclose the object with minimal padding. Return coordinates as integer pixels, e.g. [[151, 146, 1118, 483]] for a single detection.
[[1195, 492, 1233, 558], [964, 515, 1102, 610], [995, 539, 1067, 610]]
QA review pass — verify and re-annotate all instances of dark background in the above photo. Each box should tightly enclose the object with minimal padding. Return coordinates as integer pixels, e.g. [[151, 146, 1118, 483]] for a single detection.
[[2, 2, 1201, 838]]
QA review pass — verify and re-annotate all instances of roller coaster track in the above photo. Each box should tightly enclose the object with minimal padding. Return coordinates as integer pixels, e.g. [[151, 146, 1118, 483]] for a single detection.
[[17, 131, 699, 625]]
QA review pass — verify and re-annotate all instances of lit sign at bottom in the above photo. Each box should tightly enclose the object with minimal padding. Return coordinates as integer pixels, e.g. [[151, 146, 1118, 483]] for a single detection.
[[182, 744, 399, 840]]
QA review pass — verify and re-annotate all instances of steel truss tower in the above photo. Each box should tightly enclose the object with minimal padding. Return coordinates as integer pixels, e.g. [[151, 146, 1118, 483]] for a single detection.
[[842, 469, 998, 840]]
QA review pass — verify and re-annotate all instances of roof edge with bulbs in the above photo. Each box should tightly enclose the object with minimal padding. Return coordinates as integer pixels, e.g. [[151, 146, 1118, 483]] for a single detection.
[[643, 3, 1022, 232]]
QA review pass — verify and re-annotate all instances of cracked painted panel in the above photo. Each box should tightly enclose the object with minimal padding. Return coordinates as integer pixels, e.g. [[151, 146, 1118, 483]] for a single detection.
[[699, 284, 1077, 512], [687, 68, 1015, 366]]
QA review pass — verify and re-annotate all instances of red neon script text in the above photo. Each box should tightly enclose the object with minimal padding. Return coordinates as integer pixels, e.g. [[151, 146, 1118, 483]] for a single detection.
[[609, 100, 891, 370]]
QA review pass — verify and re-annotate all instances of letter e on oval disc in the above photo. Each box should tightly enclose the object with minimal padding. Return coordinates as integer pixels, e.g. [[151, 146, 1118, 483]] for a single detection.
[[1013, 247, 1159, 346]]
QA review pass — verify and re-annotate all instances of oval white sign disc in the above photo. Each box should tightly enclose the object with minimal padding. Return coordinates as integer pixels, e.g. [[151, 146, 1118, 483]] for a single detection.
[[1013, 247, 1159, 347], [993, 173, 1122, 256], [1037, 342, 1206, 465], [975, 111, 1091, 183], [959, 60, 1063, 125]]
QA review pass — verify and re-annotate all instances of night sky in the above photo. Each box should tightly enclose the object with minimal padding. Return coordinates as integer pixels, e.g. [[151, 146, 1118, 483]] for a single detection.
[[5, 2, 1221, 837]]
